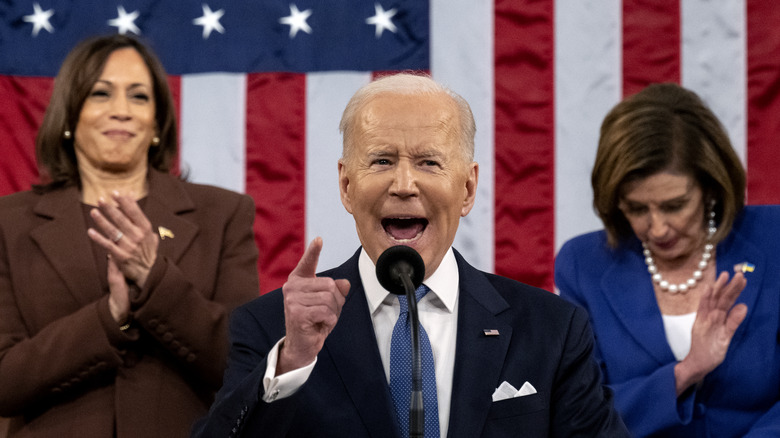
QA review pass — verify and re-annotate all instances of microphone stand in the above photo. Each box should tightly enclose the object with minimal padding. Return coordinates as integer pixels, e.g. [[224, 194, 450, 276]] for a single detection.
[[376, 245, 426, 438], [400, 273, 424, 438]]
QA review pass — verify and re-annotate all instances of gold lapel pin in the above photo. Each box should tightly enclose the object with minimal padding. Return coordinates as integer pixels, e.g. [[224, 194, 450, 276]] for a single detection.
[[158, 226, 174, 240]]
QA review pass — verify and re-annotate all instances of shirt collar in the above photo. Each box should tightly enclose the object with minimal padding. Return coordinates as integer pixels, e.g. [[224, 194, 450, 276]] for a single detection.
[[360, 247, 459, 315]]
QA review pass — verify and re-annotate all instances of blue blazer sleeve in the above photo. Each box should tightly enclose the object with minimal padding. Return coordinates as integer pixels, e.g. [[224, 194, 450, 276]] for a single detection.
[[191, 294, 296, 437]]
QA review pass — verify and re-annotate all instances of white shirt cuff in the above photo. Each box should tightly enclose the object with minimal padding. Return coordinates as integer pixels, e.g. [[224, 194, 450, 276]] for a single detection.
[[261, 337, 317, 402]]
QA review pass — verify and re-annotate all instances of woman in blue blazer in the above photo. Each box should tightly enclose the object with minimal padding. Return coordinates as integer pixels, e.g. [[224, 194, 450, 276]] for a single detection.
[[555, 83, 780, 437]]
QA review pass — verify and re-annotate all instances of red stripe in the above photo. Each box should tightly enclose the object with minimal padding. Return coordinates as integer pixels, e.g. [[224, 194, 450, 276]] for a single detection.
[[494, 0, 556, 291], [622, 0, 680, 96], [167, 76, 182, 174], [746, 0, 780, 205], [245, 73, 307, 294], [0, 77, 52, 195]]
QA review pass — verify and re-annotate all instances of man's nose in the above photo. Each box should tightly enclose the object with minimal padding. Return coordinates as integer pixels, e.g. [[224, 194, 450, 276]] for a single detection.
[[389, 161, 418, 197]]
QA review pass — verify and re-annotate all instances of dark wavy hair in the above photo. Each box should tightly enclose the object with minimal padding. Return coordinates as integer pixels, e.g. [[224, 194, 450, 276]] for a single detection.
[[35, 34, 177, 191], [592, 83, 745, 247]]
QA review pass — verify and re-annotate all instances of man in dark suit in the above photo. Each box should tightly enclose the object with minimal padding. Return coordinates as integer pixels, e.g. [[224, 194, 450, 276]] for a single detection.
[[193, 73, 629, 437]]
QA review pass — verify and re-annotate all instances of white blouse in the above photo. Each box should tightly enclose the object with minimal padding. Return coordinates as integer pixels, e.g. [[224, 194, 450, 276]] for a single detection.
[[661, 312, 697, 361]]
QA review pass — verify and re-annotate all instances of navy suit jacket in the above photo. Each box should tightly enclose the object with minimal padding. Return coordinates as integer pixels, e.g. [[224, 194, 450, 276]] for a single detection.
[[556, 206, 780, 437], [194, 248, 628, 437]]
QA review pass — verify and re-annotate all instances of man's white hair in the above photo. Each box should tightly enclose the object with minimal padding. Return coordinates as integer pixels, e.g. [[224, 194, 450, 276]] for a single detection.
[[339, 73, 476, 164]]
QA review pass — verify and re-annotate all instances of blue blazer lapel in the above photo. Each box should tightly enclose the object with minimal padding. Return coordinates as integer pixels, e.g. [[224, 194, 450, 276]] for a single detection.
[[716, 227, 766, 347], [600, 243, 673, 365], [448, 252, 512, 438], [321, 251, 399, 438]]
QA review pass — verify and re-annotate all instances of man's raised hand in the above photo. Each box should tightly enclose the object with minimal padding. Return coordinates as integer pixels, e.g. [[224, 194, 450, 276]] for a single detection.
[[277, 238, 351, 375]]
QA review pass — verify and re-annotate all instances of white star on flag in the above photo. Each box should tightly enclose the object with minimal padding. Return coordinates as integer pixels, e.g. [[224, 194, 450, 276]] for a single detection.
[[23, 3, 55, 37], [108, 6, 141, 35], [365, 3, 397, 38], [279, 4, 312, 38], [193, 4, 225, 39]]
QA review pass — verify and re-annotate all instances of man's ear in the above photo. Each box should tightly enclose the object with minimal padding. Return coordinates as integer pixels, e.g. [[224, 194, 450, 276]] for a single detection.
[[338, 160, 353, 214], [461, 161, 479, 217]]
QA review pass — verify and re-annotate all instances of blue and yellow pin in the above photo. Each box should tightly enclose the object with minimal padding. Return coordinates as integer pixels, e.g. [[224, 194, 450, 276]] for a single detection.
[[734, 262, 755, 273]]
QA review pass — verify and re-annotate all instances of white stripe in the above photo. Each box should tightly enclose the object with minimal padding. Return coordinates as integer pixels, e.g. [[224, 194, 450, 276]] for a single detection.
[[431, 0, 494, 273], [681, 0, 747, 165], [179, 73, 247, 193], [554, 0, 622, 252], [305, 72, 371, 271]]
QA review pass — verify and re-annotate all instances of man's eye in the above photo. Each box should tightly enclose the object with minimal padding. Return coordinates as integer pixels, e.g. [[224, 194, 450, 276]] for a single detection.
[[373, 159, 391, 166], [423, 160, 439, 167]]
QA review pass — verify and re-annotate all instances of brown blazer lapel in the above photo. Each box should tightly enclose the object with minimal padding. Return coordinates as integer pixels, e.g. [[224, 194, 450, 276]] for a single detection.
[[143, 170, 198, 264], [30, 185, 103, 306]]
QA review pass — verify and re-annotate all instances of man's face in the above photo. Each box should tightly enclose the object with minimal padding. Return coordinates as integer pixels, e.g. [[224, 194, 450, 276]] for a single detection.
[[339, 92, 478, 277]]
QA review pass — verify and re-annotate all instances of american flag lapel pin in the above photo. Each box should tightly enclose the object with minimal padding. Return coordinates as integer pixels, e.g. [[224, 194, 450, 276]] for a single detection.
[[158, 226, 174, 240], [483, 329, 500, 336]]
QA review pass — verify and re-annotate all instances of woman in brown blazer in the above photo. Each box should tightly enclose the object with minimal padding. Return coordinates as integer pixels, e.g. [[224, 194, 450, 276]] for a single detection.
[[0, 35, 259, 437]]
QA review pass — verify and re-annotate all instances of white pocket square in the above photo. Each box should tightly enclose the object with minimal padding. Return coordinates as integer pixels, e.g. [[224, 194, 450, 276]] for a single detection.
[[492, 381, 537, 402]]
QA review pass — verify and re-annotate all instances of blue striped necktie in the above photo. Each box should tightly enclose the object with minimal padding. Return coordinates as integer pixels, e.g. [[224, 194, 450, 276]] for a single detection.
[[389, 284, 440, 438]]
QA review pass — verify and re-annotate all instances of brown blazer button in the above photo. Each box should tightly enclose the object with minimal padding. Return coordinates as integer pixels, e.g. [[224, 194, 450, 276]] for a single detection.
[[178, 346, 190, 357], [186, 353, 197, 363], [155, 324, 167, 334], [148, 319, 159, 328], [163, 332, 174, 342]]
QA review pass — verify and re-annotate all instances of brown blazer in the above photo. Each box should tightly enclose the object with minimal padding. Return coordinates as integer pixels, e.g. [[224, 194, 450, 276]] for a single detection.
[[0, 170, 259, 437]]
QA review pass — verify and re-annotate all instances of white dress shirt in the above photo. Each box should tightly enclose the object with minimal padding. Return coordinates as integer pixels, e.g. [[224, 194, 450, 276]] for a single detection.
[[262, 247, 460, 438]]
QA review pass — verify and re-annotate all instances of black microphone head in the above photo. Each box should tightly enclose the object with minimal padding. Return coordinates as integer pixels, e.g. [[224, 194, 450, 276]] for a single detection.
[[375, 245, 425, 295]]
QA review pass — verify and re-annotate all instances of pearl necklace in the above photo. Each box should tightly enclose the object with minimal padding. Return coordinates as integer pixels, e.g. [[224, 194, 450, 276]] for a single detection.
[[642, 210, 717, 294]]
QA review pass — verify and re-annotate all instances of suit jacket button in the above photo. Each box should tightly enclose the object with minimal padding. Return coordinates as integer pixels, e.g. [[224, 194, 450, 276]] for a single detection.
[[186, 353, 197, 363]]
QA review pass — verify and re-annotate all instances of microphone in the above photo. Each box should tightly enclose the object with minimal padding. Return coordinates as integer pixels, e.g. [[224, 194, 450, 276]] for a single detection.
[[376, 245, 426, 438], [376, 245, 425, 295]]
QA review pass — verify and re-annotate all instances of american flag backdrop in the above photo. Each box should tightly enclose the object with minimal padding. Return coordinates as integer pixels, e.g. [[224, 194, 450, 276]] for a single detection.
[[1, 0, 779, 295]]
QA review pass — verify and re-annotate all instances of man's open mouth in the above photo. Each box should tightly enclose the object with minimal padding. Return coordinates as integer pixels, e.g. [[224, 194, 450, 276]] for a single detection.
[[382, 218, 428, 241]]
